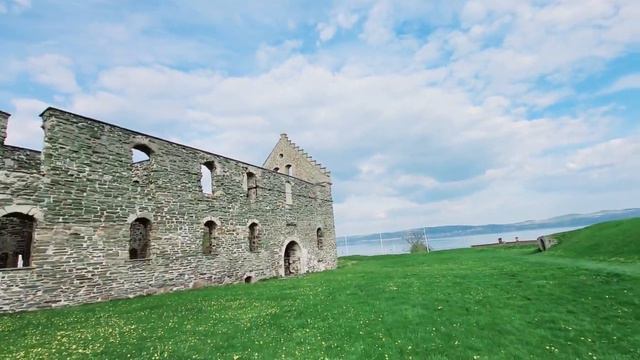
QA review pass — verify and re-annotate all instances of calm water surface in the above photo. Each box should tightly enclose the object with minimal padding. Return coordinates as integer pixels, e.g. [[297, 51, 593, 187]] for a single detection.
[[337, 226, 583, 257]]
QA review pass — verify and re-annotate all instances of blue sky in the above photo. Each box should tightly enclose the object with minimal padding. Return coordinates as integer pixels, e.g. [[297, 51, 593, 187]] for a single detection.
[[1, 0, 639, 235]]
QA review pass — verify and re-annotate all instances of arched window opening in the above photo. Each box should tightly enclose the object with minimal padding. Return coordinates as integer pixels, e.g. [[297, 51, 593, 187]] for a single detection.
[[285, 182, 293, 205], [203, 220, 217, 255], [248, 222, 260, 252], [273, 167, 280, 172], [131, 144, 152, 164], [129, 218, 151, 259], [247, 172, 258, 201], [317, 227, 324, 250], [0, 213, 36, 269], [285, 164, 293, 176], [201, 162, 215, 195]]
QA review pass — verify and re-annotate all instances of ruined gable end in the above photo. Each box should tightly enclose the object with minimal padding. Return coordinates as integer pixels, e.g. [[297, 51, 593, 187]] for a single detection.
[[0, 110, 9, 145], [263, 133, 331, 184]]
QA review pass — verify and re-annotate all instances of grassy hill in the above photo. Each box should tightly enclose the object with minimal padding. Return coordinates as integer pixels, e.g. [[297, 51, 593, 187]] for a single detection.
[[1, 219, 639, 359], [548, 217, 640, 262]]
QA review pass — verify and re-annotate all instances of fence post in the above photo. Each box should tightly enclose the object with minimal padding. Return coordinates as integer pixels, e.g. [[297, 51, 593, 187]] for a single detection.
[[345, 236, 349, 256], [379, 232, 383, 254], [423, 227, 430, 253]]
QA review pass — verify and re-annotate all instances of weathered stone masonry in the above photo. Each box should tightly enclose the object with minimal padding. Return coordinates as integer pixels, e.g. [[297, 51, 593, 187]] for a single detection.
[[0, 108, 337, 312]]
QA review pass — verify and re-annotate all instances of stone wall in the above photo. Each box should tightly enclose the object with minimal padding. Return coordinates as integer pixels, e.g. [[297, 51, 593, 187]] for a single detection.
[[0, 111, 8, 146], [2, 146, 42, 172], [264, 134, 331, 184], [0, 107, 337, 312]]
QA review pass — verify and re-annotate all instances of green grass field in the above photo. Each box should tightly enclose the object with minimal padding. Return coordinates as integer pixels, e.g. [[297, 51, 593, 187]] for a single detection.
[[1, 218, 639, 359]]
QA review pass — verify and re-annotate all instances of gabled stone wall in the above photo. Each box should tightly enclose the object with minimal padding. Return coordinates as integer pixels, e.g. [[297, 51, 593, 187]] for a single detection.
[[264, 134, 331, 184], [0, 108, 337, 312]]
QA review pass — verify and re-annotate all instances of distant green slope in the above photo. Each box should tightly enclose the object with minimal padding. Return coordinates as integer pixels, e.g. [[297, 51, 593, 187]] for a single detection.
[[548, 217, 640, 262]]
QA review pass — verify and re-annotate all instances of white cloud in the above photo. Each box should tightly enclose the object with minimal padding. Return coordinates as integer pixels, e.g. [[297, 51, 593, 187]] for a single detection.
[[316, 10, 358, 43], [4, 98, 47, 149], [357, 154, 390, 176], [335, 194, 425, 234], [316, 22, 337, 42], [12, 0, 30, 10], [0, 0, 30, 14], [25, 54, 80, 93], [31, 55, 627, 233], [256, 40, 302, 68], [360, 1, 394, 45], [566, 137, 640, 172], [460, 1, 487, 26], [415, 0, 640, 107], [414, 31, 447, 65], [3, 0, 640, 235], [599, 73, 640, 95], [336, 11, 359, 29], [38, 57, 620, 232]]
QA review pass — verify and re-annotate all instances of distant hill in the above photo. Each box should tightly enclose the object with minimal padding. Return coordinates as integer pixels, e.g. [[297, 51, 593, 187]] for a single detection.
[[345, 208, 640, 243]]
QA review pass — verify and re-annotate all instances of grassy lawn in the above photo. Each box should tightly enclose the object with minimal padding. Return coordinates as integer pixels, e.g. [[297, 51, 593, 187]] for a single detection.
[[1, 219, 639, 359]]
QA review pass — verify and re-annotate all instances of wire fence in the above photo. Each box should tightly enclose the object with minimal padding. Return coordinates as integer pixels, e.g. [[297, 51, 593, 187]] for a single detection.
[[336, 226, 583, 257], [336, 235, 472, 257]]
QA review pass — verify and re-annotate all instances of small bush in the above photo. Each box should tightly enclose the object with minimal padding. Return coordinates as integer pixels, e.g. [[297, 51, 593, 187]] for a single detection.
[[410, 242, 428, 253], [403, 230, 431, 253]]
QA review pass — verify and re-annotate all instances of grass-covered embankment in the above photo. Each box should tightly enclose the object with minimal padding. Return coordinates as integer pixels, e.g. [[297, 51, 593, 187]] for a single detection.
[[1, 219, 639, 359], [547, 217, 640, 262]]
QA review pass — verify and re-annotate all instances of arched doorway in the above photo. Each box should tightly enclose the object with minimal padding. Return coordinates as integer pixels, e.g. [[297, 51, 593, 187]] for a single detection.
[[284, 241, 302, 276]]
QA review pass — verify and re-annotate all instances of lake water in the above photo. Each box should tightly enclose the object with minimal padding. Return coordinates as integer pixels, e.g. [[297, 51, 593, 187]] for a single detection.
[[336, 226, 584, 257]]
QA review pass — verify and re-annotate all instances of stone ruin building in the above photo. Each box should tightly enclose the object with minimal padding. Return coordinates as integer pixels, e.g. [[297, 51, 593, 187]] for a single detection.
[[0, 107, 337, 312]]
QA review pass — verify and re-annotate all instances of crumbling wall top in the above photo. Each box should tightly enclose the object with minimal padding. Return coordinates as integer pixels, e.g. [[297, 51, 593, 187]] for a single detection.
[[39, 107, 319, 186], [0, 110, 9, 145]]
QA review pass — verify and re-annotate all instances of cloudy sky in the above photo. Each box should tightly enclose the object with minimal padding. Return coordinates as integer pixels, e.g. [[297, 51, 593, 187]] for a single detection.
[[1, 0, 639, 235]]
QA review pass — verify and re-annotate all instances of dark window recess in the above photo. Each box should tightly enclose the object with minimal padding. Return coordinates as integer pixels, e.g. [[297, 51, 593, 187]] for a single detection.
[[248, 222, 260, 252], [203, 221, 217, 255], [129, 218, 151, 259], [317, 228, 324, 250], [0, 213, 35, 269]]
